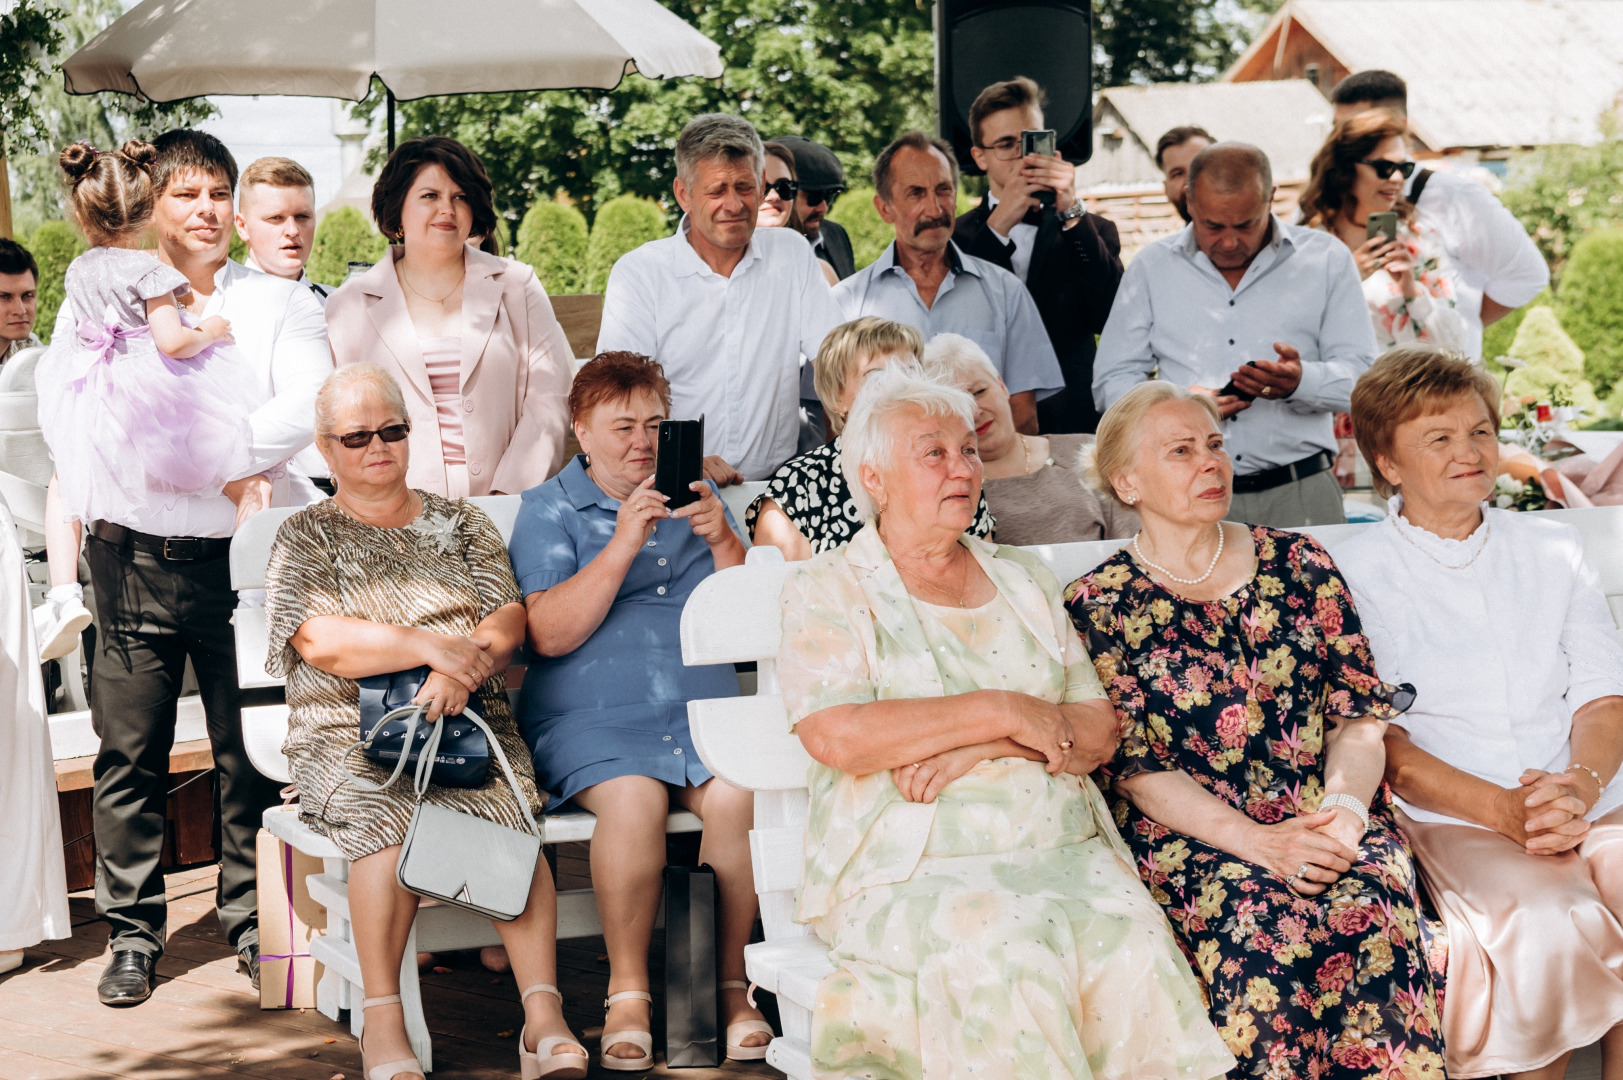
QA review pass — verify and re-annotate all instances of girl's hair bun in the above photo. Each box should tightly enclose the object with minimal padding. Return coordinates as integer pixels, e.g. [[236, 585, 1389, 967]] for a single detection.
[[59, 141, 100, 183], [121, 139, 158, 170]]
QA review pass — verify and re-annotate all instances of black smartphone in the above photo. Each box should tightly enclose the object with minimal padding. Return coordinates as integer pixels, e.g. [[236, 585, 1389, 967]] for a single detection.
[[1366, 211, 1399, 244], [1217, 362, 1262, 403], [1021, 129, 1058, 207], [654, 418, 704, 510]]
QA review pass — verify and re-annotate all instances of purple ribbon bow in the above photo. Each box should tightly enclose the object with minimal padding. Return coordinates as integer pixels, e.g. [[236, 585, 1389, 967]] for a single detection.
[[71, 309, 150, 382]]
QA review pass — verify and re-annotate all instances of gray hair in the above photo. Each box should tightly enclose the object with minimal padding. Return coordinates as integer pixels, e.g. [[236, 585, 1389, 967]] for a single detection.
[[840, 364, 977, 521], [920, 332, 1000, 390], [872, 129, 959, 204], [674, 114, 764, 186], [1187, 141, 1273, 205], [314, 363, 409, 439]]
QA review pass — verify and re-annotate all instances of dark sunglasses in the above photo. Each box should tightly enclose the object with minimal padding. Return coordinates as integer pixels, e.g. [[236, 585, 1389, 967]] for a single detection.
[[799, 185, 844, 209], [764, 178, 799, 202], [1358, 159, 1416, 181], [326, 423, 411, 449]]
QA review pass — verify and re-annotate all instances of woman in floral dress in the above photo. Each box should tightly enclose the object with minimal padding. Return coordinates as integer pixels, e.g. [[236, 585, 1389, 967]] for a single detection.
[[1064, 381, 1447, 1080]]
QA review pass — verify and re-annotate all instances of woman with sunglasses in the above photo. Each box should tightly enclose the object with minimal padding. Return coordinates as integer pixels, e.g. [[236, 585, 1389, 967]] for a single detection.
[[264, 363, 590, 1080], [760, 141, 839, 286], [1299, 112, 1466, 351]]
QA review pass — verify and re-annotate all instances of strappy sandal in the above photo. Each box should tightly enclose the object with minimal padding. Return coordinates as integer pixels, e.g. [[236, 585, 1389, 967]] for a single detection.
[[517, 983, 588, 1080], [721, 980, 775, 1061], [599, 988, 655, 1072], [358, 995, 425, 1080]]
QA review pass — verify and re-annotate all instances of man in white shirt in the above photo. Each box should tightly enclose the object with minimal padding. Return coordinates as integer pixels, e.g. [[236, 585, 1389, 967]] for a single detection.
[[1330, 70, 1550, 361], [1094, 143, 1378, 528], [56, 130, 332, 1008], [235, 156, 331, 306], [597, 114, 842, 482]]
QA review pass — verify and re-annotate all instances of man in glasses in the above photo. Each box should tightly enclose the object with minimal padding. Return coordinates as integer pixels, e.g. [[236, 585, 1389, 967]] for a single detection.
[[772, 136, 854, 282], [953, 77, 1123, 434], [1329, 69, 1548, 362]]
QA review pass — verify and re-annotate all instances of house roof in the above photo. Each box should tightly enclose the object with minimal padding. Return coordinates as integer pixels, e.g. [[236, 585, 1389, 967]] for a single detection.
[[1092, 80, 1335, 182], [1226, 0, 1623, 149]]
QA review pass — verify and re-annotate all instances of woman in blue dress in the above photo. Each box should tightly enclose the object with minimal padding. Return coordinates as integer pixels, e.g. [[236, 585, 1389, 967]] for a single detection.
[[509, 352, 772, 1071]]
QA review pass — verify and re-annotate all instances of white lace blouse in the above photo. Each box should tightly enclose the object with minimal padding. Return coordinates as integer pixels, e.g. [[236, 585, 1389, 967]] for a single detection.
[[1329, 501, 1623, 828]]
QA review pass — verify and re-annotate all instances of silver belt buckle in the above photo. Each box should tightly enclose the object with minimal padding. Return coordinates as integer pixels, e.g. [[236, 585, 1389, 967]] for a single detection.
[[162, 537, 204, 561]]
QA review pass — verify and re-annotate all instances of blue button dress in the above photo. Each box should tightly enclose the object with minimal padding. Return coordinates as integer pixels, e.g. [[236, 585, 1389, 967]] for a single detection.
[[508, 456, 740, 806]]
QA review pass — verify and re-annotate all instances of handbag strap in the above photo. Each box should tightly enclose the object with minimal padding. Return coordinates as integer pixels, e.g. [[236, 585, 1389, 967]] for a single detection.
[[411, 705, 541, 839], [342, 704, 428, 793]]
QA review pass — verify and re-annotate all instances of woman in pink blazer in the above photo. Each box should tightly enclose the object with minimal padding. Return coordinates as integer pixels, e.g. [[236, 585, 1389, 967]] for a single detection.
[[326, 137, 571, 497]]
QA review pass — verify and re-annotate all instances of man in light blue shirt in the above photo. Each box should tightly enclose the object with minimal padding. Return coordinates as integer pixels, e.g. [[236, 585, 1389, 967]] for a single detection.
[[833, 131, 1064, 435], [1094, 143, 1377, 527]]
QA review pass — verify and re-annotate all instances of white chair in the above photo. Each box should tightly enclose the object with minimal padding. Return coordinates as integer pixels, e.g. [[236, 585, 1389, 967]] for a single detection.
[[719, 480, 768, 545], [680, 507, 1623, 1080]]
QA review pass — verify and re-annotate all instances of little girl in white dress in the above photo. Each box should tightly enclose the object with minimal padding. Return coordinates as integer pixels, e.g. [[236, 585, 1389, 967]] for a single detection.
[[33, 140, 256, 657]]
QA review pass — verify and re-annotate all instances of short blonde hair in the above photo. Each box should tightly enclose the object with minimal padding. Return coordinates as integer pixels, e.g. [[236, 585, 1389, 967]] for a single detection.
[[840, 364, 976, 521], [1085, 381, 1221, 507], [1350, 344, 1500, 498], [315, 364, 409, 439], [921, 332, 999, 389], [813, 317, 924, 434], [239, 156, 314, 207]]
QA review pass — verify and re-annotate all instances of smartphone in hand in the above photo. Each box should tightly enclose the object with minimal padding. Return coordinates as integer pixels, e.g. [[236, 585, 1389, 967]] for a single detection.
[[1217, 362, 1262, 403], [1021, 129, 1058, 207], [1366, 211, 1399, 244], [654, 418, 705, 510]]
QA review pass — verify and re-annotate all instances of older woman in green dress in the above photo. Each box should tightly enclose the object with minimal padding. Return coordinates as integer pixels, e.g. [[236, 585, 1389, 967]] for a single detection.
[[776, 365, 1233, 1080]]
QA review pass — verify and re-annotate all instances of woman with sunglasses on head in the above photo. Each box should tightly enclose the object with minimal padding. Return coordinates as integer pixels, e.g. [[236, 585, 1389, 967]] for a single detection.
[[760, 142, 839, 286], [1300, 112, 1466, 351]]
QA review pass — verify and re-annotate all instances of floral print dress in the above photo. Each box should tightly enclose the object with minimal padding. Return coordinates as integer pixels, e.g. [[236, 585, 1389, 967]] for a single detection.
[[1064, 527, 1448, 1080]]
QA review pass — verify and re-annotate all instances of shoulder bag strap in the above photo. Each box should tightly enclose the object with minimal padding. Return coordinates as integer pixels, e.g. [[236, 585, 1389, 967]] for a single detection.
[[1408, 167, 1434, 206], [412, 706, 542, 839], [342, 704, 426, 793]]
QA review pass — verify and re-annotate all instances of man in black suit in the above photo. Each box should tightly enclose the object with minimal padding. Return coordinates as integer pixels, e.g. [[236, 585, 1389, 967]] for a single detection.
[[774, 135, 855, 281], [954, 77, 1123, 433]]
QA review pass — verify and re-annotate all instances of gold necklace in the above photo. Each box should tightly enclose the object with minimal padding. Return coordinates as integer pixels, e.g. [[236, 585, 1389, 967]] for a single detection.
[[1019, 434, 1032, 474], [896, 549, 970, 607], [399, 261, 465, 304]]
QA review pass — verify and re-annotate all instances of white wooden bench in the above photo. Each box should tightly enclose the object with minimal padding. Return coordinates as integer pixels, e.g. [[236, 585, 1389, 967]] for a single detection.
[[233, 482, 765, 1070], [680, 507, 1623, 1080]]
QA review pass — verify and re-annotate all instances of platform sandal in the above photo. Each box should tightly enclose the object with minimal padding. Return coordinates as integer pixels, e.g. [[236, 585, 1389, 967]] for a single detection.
[[358, 995, 425, 1080], [599, 988, 655, 1071], [517, 983, 588, 1080], [721, 980, 775, 1061]]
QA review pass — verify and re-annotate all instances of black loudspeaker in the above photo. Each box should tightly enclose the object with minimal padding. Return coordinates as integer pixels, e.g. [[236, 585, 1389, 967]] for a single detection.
[[935, 0, 1094, 175]]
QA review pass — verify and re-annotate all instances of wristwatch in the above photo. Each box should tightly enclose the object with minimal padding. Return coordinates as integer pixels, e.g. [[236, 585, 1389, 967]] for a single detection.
[[1056, 201, 1085, 223]]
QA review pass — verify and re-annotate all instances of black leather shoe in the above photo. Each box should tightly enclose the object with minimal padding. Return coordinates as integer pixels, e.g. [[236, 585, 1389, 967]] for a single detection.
[[98, 951, 156, 1006], [238, 944, 259, 990]]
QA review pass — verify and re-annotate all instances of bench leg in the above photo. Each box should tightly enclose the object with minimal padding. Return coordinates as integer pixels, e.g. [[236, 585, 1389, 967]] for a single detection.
[[399, 922, 433, 1072], [317, 856, 349, 1022]]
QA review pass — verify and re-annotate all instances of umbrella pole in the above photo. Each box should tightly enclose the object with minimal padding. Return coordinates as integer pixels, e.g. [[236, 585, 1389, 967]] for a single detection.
[[387, 89, 396, 154]]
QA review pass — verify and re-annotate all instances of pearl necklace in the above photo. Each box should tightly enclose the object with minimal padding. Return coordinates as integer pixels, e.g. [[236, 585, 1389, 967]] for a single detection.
[[1133, 524, 1226, 585]]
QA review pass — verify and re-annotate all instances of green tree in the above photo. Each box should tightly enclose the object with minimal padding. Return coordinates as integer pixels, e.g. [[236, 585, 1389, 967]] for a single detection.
[[1482, 287, 1555, 374], [0, 0, 65, 157], [306, 207, 387, 288], [1094, 0, 1258, 86], [1555, 228, 1623, 395], [1502, 127, 1623, 276], [25, 219, 86, 343], [584, 195, 669, 292], [1504, 306, 1600, 414], [515, 199, 589, 295]]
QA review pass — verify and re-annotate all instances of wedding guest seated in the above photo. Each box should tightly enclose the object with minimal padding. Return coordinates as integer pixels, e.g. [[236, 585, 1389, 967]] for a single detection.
[[1331, 344, 1623, 1080], [507, 352, 771, 1068], [746, 316, 993, 558], [777, 363, 1235, 1080], [1065, 379, 1445, 1075], [264, 364, 587, 1080], [921, 333, 1137, 545]]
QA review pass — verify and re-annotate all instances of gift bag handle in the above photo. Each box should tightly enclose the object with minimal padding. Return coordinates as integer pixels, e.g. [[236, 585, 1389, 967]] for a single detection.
[[341, 704, 430, 793]]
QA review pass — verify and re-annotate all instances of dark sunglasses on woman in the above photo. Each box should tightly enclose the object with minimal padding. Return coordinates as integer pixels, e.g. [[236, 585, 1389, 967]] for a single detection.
[[799, 185, 844, 210], [327, 423, 412, 449], [1359, 159, 1417, 181], [764, 178, 800, 203]]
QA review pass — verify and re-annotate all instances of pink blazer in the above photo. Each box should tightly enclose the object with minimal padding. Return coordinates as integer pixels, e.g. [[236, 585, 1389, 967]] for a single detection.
[[325, 246, 571, 497]]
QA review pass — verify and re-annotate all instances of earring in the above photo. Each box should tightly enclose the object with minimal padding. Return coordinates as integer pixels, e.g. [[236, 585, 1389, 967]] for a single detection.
[[583, 453, 590, 466], [1124, 494, 1138, 505]]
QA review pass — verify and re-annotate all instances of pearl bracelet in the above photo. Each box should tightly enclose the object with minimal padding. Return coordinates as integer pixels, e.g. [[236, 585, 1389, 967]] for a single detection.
[[1321, 793, 1370, 832], [1567, 763, 1606, 796]]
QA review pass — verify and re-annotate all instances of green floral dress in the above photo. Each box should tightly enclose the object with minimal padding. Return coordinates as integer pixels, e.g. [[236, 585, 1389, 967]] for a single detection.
[[777, 525, 1235, 1080], [1065, 527, 1447, 1080]]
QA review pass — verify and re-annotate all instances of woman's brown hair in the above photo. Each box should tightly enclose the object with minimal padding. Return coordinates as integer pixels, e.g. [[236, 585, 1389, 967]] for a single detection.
[[1349, 344, 1501, 498], [371, 136, 498, 244], [762, 141, 807, 235], [569, 352, 673, 425], [58, 139, 159, 245], [1298, 112, 1414, 230]]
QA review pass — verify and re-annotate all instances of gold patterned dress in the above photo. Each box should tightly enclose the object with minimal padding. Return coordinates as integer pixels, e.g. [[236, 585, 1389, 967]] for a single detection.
[[777, 525, 1235, 1080], [264, 491, 542, 860]]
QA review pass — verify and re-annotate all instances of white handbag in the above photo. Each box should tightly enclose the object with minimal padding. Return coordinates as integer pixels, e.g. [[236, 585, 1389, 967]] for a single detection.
[[383, 706, 543, 921]]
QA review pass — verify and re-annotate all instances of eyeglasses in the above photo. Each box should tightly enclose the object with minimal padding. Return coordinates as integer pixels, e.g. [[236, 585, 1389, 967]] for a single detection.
[[326, 423, 411, 449], [764, 178, 799, 203], [976, 136, 1024, 161], [1358, 159, 1417, 181], [798, 185, 844, 210]]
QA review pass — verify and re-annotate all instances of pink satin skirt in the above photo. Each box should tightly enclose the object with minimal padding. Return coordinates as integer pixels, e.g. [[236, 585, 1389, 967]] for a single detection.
[[1398, 806, 1623, 1077]]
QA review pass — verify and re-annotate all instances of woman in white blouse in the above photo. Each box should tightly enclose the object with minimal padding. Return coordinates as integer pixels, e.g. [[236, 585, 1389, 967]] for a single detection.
[[1330, 344, 1623, 1080]]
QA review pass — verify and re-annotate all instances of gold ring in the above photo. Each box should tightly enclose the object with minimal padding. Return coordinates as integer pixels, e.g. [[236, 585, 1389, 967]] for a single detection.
[[1262, 386, 1273, 397], [1059, 740, 1074, 750]]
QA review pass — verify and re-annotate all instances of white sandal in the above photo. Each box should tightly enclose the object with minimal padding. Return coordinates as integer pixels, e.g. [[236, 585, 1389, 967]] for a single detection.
[[599, 989, 655, 1071], [359, 995, 425, 1080], [518, 983, 588, 1080], [721, 980, 775, 1061]]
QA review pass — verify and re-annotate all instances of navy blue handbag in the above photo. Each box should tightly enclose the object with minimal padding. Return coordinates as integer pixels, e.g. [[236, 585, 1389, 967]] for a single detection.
[[347, 666, 491, 789]]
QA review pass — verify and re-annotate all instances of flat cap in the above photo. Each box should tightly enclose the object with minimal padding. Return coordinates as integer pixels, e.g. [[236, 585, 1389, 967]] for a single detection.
[[770, 135, 844, 188]]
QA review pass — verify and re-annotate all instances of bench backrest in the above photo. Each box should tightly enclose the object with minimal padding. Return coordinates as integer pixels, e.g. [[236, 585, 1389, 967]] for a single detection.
[[679, 506, 1623, 940]]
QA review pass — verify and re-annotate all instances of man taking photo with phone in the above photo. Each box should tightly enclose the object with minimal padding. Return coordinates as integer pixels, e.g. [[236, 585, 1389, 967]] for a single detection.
[[954, 77, 1123, 434]]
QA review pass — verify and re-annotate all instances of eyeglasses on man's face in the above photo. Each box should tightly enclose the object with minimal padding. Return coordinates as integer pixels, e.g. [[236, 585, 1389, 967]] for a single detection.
[[326, 423, 412, 449], [1358, 159, 1416, 181], [977, 136, 1026, 161]]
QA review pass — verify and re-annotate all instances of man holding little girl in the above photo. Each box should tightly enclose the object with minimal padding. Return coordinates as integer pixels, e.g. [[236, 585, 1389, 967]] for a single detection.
[[36, 129, 332, 1006]]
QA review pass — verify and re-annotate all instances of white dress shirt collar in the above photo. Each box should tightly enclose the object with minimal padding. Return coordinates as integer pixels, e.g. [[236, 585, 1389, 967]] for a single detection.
[[984, 193, 1040, 283], [674, 214, 764, 280]]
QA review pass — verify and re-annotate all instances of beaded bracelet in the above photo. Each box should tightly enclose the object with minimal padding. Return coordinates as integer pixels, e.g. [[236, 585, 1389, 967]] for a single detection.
[[1567, 763, 1606, 796], [1321, 793, 1370, 832]]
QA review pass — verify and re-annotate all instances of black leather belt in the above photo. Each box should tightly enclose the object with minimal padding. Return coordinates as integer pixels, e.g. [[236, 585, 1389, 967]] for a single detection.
[[90, 520, 232, 562], [1232, 451, 1334, 495]]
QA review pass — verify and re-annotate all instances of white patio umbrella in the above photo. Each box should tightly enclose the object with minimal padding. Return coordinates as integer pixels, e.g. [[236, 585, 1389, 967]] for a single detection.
[[62, 0, 724, 146]]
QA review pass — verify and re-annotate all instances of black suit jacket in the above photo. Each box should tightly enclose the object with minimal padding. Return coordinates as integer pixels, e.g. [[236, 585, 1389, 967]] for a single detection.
[[813, 219, 857, 281], [953, 203, 1123, 433]]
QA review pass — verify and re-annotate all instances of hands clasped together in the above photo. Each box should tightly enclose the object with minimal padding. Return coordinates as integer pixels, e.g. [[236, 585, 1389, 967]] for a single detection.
[[1494, 767, 1603, 855]]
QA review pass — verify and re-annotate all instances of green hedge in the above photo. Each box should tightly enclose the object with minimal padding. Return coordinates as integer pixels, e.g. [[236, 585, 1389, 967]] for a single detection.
[[24, 221, 87, 345], [1556, 228, 1623, 396], [583, 195, 669, 293], [515, 200, 589, 295], [307, 207, 388, 287], [1504, 306, 1600, 413], [828, 187, 979, 272]]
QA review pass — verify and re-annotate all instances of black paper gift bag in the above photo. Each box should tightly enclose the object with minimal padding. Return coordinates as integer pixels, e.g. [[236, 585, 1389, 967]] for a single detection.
[[663, 863, 719, 1067]]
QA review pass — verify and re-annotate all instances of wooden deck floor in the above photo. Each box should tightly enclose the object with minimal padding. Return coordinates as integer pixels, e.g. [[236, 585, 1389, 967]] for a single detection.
[[0, 848, 778, 1080]]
